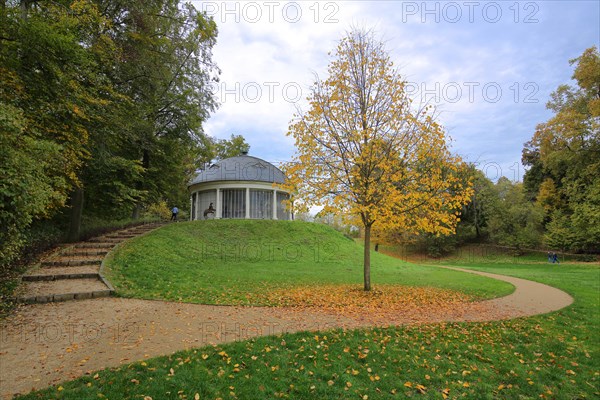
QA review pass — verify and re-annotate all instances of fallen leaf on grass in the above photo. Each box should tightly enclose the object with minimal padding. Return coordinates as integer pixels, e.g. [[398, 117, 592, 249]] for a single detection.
[[259, 284, 477, 322]]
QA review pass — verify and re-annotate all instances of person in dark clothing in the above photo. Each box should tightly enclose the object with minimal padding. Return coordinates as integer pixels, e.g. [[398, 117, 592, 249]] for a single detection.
[[203, 203, 216, 219]]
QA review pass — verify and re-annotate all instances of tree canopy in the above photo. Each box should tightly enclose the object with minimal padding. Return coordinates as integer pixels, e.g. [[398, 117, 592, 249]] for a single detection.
[[522, 46, 600, 252], [1, 0, 220, 268], [284, 29, 472, 290]]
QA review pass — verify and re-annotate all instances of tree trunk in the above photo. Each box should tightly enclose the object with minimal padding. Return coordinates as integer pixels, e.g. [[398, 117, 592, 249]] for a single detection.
[[131, 203, 142, 220], [131, 148, 150, 219], [474, 197, 481, 239], [363, 223, 371, 291], [19, 0, 30, 20], [67, 187, 84, 242]]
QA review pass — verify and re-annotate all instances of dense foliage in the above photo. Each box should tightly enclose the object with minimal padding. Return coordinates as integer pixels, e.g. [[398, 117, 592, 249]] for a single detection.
[[0, 1, 251, 273], [382, 47, 599, 257], [522, 47, 600, 253]]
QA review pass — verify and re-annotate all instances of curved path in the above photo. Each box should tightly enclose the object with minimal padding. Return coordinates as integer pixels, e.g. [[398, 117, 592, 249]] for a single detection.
[[437, 266, 573, 318], [0, 267, 573, 399]]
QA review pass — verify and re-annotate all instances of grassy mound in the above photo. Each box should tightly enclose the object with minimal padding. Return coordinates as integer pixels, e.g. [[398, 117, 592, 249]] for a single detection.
[[104, 220, 511, 304]]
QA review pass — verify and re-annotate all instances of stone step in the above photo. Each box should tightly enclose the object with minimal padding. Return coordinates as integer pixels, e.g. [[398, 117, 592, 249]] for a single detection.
[[87, 237, 123, 243], [124, 230, 154, 235], [74, 242, 115, 249], [22, 265, 100, 281], [16, 222, 165, 304], [19, 278, 112, 304], [51, 254, 104, 261], [60, 250, 109, 257], [23, 272, 100, 281], [106, 234, 137, 238], [129, 223, 163, 230], [41, 259, 101, 267]]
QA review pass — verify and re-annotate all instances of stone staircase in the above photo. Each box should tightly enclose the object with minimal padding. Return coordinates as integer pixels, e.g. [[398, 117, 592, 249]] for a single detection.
[[18, 222, 165, 304]]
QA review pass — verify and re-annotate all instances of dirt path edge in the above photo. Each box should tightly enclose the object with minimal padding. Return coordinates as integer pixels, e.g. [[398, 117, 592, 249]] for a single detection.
[[436, 265, 574, 318]]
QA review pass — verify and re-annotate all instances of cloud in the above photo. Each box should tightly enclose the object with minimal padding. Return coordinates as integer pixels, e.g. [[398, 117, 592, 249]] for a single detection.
[[194, 0, 599, 181]]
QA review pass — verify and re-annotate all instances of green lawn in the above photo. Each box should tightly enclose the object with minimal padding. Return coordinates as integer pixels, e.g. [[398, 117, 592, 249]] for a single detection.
[[104, 220, 513, 304], [18, 258, 599, 399]]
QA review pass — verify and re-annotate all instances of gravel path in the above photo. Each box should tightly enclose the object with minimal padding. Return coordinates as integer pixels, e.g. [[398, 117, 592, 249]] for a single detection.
[[0, 267, 573, 399]]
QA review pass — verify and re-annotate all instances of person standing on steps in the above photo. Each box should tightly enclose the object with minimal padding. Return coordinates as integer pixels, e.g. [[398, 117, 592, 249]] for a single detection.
[[171, 206, 179, 221]]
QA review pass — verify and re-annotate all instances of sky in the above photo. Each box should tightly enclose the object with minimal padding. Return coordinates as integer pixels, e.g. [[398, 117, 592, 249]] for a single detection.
[[190, 0, 600, 182]]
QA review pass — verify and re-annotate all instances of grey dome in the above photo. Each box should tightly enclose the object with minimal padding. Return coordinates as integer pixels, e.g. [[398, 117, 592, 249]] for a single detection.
[[190, 155, 286, 186]]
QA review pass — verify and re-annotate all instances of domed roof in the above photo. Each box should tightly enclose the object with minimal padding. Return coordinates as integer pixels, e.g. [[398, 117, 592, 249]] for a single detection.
[[189, 154, 286, 186]]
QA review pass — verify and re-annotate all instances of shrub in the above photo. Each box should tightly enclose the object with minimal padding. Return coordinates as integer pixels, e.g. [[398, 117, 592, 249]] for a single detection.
[[143, 201, 171, 220]]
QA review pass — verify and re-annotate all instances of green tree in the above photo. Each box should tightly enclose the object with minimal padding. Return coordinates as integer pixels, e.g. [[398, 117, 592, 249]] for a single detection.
[[1, 0, 219, 256], [455, 166, 498, 241], [67, 0, 220, 235], [212, 134, 251, 160], [522, 46, 600, 252], [194, 133, 252, 169], [103, 0, 219, 219], [1, 0, 114, 259], [0, 102, 66, 267], [487, 178, 544, 250]]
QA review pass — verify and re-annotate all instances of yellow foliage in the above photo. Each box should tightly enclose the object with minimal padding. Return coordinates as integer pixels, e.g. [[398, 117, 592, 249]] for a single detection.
[[282, 29, 472, 237], [537, 178, 561, 213], [144, 201, 171, 220]]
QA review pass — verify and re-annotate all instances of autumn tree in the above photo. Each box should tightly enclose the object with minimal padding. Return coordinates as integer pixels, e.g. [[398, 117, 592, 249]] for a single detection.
[[284, 29, 472, 290], [522, 46, 600, 252]]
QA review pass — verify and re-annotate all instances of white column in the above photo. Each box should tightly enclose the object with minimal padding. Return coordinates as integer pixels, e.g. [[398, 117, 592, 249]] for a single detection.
[[195, 192, 200, 220], [216, 189, 222, 219], [190, 195, 193, 221], [245, 188, 250, 219], [272, 190, 278, 220]]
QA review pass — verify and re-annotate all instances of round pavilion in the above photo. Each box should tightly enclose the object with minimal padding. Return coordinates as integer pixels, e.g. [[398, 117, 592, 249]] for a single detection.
[[188, 153, 292, 220]]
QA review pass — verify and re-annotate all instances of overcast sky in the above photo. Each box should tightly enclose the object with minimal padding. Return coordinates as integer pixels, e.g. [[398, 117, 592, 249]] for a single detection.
[[190, 0, 599, 182]]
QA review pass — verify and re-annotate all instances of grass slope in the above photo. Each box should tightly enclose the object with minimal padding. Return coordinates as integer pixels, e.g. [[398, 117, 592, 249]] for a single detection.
[[104, 220, 511, 304], [18, 260, 599, 399]]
